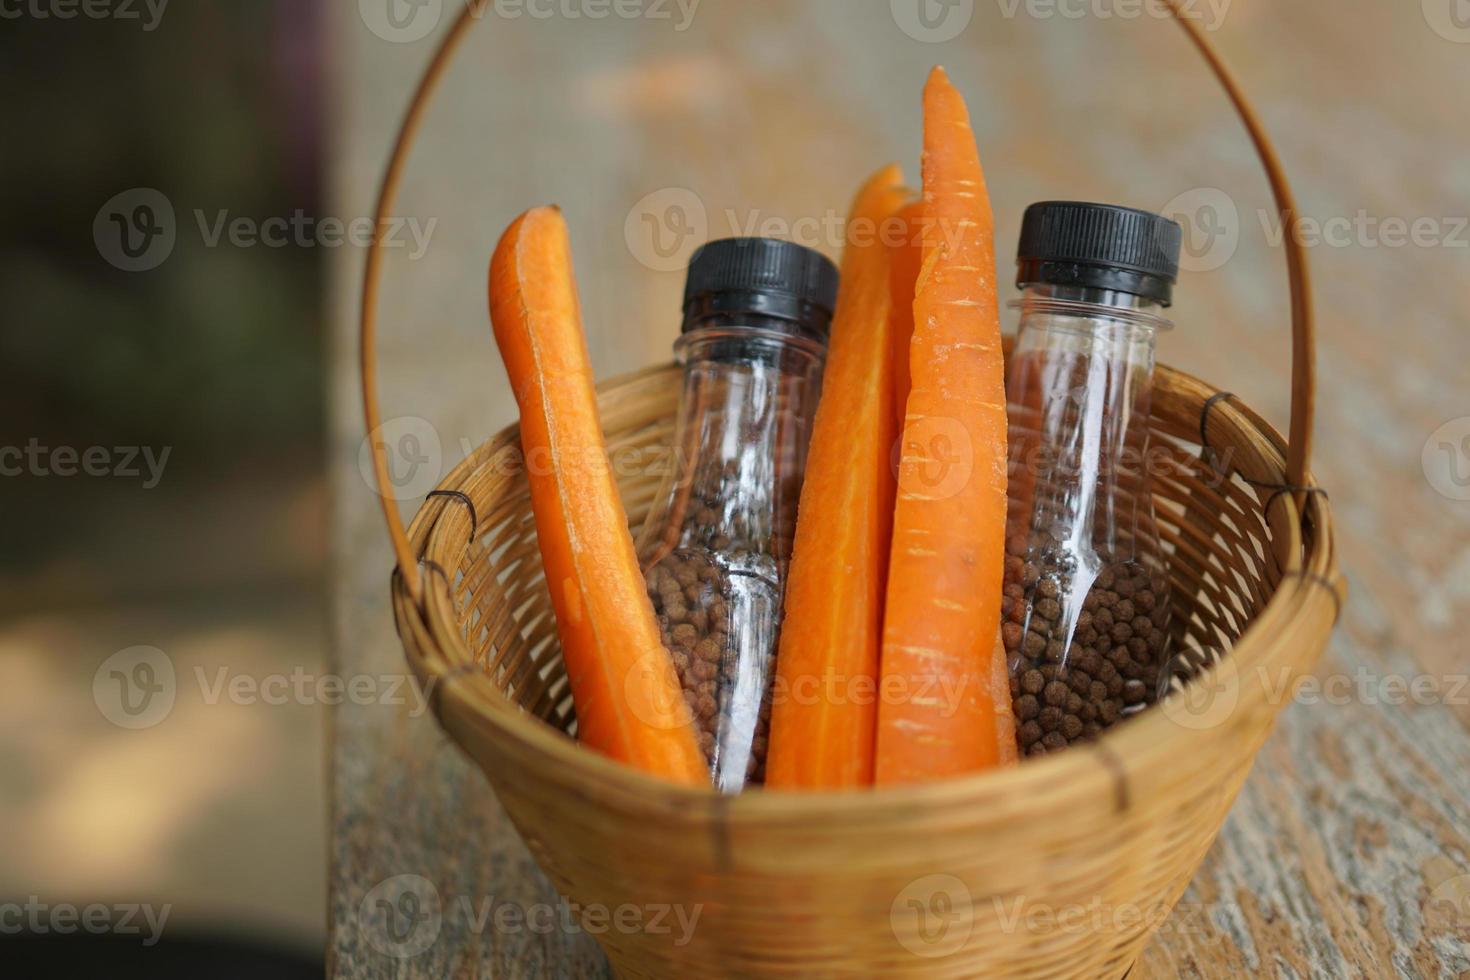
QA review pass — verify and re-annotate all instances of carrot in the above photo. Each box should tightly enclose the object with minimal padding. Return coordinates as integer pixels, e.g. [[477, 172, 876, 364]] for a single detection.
[[487, 206, 707, 785], [874, 67, 1010, 784], [888, 199, 925, 430], [765, 165, 909, 790]]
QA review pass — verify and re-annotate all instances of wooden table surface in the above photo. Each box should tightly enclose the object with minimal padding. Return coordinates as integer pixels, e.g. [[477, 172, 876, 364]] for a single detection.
[[327, 1, 1470, 975]]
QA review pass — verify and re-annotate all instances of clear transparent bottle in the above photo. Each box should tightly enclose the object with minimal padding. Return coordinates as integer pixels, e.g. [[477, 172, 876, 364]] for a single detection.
[[1002, 203, 1183, 757], [637, 238, 834, 792]]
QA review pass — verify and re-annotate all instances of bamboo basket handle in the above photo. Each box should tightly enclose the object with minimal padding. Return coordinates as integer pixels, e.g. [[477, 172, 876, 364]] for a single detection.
[[360, 0, 1317, 605]]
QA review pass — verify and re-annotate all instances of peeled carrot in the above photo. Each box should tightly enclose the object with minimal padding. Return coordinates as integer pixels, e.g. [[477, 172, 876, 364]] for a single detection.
[[888, 199, 925, 430], [487, 206, 707, 785], [765, 166, 909, 790], [874, 67, 1010, 784]]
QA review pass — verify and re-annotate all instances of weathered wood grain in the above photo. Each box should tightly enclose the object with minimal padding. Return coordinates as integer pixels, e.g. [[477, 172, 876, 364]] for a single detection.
[[330, 0, 1470, 976]]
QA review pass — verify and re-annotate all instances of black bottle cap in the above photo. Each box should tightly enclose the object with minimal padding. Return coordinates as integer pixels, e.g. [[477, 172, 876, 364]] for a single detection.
[[1016, 202, 1183, 306], [682, 238, 839, 339]]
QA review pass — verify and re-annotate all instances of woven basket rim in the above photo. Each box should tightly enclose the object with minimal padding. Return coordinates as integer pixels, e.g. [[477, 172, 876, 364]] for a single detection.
[[393, 360, 1341, 815]]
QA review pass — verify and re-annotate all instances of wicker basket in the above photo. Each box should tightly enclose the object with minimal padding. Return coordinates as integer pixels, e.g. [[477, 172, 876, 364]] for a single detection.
[[359, 4, 1343, 976]]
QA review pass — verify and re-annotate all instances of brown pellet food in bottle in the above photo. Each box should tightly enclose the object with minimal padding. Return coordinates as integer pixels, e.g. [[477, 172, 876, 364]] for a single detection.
[[645, 536, 778, 785], [1001, 535, 1170, 758]]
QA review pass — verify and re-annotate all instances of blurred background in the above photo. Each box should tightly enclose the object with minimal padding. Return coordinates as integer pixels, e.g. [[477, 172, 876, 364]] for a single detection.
[[2, 1, 326, 974], [4, 0, 1468, 976]]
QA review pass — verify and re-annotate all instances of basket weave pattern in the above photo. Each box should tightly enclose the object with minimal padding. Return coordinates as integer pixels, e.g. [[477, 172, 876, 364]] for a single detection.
[[390, 360, 1338, 978]]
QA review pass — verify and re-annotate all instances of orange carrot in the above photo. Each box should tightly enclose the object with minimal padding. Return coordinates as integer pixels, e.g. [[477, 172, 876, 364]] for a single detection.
[[487, 206, 707, 785], [888, 199, 925, 430], [765, 166, 909, 790], [874, 67, 1010, 784]]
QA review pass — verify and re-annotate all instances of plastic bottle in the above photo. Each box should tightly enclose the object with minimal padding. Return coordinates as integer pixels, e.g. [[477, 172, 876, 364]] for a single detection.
[[638, 237, 835, 791], [1002, 202, 1183, 757]]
